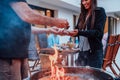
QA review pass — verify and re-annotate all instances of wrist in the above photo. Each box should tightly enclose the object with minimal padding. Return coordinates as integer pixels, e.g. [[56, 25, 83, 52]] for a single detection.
[[49, 18, 55, 26], [53, 18, 58, 27], [48, 28, 52, 34]]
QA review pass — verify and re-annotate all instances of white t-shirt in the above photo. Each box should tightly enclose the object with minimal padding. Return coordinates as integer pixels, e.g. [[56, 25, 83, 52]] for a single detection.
[[79, 28, 90, 51]]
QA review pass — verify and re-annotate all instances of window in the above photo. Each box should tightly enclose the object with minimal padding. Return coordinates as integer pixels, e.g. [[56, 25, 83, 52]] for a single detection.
[[29, 4, 54, 28]]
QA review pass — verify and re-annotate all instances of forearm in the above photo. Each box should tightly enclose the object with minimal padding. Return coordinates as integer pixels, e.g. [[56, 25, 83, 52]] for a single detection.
[[10, 2, 68, 28], [31, 27, 50, 34], [11, 2, 56, 26], [31, 7, 59, 26], [24, 10, 58, 26]]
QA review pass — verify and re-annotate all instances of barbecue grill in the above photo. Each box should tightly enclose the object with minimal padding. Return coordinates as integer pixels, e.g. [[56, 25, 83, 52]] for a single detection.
[[31, 66, 114, 80]]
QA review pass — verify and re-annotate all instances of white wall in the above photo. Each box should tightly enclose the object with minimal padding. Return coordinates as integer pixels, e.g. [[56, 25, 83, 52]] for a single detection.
[[61, 0, 80, 7], [98, 0, 120, 13], [27, 0, 59, 10]]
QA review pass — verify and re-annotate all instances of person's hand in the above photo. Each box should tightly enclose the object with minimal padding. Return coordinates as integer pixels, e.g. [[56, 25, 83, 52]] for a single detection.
[[55, 28, 70, 36], [55, 29, 78, 36], [55, 18, 69, 29], [48, 27, 78, 37], [66, 29, 78, 36], [59, 29, 69, 35], [49, 27, 66, 35], [49, 27, 60, 34]]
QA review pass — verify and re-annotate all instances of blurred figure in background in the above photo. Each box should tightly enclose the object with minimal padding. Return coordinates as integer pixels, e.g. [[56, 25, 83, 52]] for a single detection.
[[48, 34, 59, 48]]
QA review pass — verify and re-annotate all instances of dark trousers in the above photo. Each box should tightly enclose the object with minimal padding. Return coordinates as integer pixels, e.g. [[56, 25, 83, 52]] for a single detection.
[[76, 49, 103, 68]]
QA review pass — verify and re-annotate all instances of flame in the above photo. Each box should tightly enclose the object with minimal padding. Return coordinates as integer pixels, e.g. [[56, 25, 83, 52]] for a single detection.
[[49, 46, 58, 64], [49, 46, 65, 80]]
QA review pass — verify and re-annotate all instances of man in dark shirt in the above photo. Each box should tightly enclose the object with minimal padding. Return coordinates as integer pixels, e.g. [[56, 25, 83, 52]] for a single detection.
[[0, 0, 69, 80]]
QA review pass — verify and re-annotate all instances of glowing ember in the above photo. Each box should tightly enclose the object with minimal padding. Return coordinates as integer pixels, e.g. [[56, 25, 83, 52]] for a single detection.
[[49, 46, 66, 80], [39, 75, 83, 80]]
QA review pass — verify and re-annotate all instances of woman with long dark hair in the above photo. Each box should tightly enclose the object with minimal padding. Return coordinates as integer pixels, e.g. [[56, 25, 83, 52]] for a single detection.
[[61, 0, 106, 68]]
